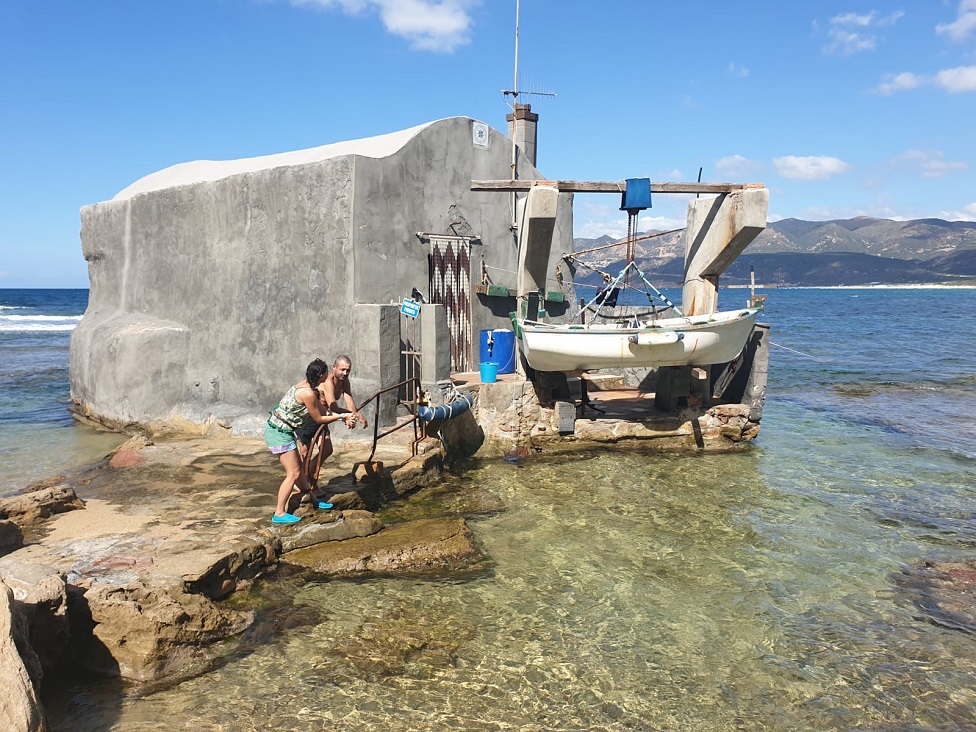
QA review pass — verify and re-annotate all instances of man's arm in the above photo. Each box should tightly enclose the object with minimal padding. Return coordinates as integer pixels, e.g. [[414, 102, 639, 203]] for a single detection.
[[342, 386, 367, 428], [322, 378, 367, 428]]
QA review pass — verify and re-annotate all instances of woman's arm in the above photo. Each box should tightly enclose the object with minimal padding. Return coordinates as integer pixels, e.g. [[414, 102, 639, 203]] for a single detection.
[[299, 387, 351, 426]]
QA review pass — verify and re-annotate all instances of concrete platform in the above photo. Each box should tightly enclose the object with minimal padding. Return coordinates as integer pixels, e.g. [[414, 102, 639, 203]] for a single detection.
[[451, 371, 759, 452]]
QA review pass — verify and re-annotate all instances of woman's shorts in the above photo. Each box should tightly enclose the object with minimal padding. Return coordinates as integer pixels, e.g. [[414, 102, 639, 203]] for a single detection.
[[265, 421, 297, 455]]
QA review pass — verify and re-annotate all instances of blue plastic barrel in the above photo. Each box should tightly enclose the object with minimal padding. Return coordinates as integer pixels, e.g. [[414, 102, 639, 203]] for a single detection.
[[479, 329, 516, 374]]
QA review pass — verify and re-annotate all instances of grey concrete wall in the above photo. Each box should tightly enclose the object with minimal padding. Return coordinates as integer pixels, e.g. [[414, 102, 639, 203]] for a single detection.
[[71, 117, 573, 436]]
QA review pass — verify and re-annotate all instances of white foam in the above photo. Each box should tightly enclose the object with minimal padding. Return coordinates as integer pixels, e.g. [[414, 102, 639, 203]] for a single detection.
[[112, 120, 438, 201], [0, 324, 78, 333], [0, 315, 83, 322], [0, 314, 83, 333]]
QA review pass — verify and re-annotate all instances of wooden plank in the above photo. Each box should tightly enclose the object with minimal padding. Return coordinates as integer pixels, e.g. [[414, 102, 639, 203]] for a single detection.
[[471, 180, 765, 193]]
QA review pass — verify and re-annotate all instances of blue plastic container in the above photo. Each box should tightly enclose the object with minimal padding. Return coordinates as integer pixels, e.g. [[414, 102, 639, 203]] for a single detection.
[[479, 328, 516, 374], [479, 362, 498, 383]]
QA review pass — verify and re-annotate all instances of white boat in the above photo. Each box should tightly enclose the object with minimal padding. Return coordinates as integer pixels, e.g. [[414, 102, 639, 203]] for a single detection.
[[518, 306, 761, 372]]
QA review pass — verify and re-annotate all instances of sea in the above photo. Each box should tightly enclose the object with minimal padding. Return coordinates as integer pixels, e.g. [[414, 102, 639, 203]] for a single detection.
[[3, 286, 976, 731], [0, 289, 125, 497]]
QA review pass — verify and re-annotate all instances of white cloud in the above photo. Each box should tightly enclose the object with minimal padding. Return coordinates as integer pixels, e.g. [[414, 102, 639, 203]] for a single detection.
[[773, 156, 852, 180], [727, 62, 749, 78], [824, 10, 903, 56], [934, 203, 976, 221], [292, 0, 479, 52], [873, 66, 976, 94], [714, 155, 763, 177], [934, 65, 976, 92], [894, 150, 969, 178], [872, 71, 924, 95], [832, 11, 876, 27], [826, 29, 876, 55], [573, 195, 686, 240], [936, 0, 976, 42]]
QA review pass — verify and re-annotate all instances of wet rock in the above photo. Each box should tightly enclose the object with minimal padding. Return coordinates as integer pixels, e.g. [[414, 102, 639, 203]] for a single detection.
[[178, 535, 282, 599], [0, 520, 24, 554], [322, 596, 476, 682], [106, 434, 153, 468], [0, 560, 69, 678], [0, 485, 85, 528], [108, 450, 146, 468], [388, 447, 446, 497], [326, 491, 368, 511], [0, 581, 46, 732], [895, 559, 976, 632], [273, 510, 384, 553], [283, 517, 486, 576], [74, 580, 255, 683]]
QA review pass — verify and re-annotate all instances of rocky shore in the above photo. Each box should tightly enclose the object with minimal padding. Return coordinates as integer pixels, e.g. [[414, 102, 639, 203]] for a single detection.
[[0, 432, 484, 732]]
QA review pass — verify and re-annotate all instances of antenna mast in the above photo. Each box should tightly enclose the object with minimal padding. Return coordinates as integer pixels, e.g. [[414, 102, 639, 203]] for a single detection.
[[501, 1, 555, 229], [513, 0, 520, 106]]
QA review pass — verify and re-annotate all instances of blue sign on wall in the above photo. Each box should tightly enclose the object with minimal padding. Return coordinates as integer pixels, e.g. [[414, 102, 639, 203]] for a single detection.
[[400, 297, 421, 318]]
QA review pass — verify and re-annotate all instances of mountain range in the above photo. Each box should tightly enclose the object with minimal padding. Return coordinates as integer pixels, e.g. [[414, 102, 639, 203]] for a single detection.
[[573, 217, 976, 287]]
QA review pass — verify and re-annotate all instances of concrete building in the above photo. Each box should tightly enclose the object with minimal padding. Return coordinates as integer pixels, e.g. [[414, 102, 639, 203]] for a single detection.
[[70, 116, 574, 435]]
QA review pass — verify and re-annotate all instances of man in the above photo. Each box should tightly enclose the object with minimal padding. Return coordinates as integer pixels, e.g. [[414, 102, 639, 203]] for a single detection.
[[294, 356, 367, 496], [321, 355, 367, 429]]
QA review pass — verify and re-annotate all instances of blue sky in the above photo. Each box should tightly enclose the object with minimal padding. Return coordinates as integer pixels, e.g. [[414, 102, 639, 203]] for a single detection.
[[2, 0, 975, 288]]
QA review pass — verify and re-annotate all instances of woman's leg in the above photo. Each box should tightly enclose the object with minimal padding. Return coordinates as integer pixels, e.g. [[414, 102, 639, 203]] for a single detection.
[[275, 449, 310, 516]]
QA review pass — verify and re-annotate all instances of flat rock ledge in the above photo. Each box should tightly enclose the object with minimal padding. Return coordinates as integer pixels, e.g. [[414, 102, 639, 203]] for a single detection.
[[283, 517, 486, 576], [0, 435, 474, 726]]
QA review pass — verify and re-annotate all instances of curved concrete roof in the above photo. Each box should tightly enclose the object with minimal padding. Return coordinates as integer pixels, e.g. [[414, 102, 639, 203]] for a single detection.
[[112, 118, 447, 201]]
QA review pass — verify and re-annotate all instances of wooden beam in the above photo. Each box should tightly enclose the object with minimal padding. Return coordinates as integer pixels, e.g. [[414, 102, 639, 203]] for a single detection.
[[471, 180, 766, 194]]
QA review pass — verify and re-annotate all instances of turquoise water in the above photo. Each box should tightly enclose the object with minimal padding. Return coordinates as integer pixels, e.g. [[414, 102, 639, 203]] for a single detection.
[[14, 287, 976, 730], [0, 289, 125, 496]]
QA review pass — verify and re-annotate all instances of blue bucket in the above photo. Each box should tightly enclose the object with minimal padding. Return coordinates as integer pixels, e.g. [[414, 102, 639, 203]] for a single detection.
[[479, 362, 498, 384], [479, 328, 516, 374]]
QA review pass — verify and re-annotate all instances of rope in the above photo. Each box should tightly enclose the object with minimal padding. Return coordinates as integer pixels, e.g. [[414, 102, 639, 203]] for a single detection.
[[770, 342, 831, 362], [571, 227, 685, 257]]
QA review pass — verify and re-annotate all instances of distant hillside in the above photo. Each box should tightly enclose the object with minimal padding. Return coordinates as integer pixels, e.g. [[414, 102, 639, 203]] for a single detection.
[[753, 217, 976, 259], [573, 216, 976, 287]]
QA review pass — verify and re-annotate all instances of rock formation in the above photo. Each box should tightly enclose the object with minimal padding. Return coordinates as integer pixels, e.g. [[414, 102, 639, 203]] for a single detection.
[[0, 582, 46, 732]]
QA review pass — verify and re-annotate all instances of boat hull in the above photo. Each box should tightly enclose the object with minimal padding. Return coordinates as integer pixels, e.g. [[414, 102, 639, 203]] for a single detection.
[[518, 307, 761, 371]]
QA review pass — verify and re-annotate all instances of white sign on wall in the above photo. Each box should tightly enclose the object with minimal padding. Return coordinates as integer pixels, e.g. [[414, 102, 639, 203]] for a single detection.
[[472, 121, 489, 149]]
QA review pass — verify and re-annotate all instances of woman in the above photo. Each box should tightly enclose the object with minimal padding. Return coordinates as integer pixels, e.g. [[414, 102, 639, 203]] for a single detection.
[[265, 359, 355, 523]]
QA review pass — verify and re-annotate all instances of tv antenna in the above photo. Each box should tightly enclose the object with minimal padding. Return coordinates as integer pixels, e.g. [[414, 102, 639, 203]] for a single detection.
[[500, 0, 557, 110], [500, 0, 556, 230]]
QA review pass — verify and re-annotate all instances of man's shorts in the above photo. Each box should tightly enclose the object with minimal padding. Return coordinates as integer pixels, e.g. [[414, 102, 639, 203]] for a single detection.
[[296, 419, 329, 447], [265, 421, 297, 455]]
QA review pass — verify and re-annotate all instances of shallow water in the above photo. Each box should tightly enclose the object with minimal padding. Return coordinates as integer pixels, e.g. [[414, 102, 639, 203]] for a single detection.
[[49, 446, 976, 731], [23, 287, 976, 730], [0, 289, 126, 495]]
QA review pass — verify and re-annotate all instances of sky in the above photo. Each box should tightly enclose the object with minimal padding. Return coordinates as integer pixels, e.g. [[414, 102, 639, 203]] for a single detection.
[[2, 1, 975, 288]]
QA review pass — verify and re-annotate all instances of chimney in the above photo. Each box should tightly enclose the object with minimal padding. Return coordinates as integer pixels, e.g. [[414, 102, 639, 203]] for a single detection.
[[506, 103, 539, 168]]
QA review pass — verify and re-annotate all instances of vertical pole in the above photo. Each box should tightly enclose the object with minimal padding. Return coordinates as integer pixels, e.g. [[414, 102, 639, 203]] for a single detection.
[[510, 0, 520, 231]]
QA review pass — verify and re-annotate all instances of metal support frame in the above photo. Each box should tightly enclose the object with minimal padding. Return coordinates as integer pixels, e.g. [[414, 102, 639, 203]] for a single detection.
[[302, 376, 427, 487]]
